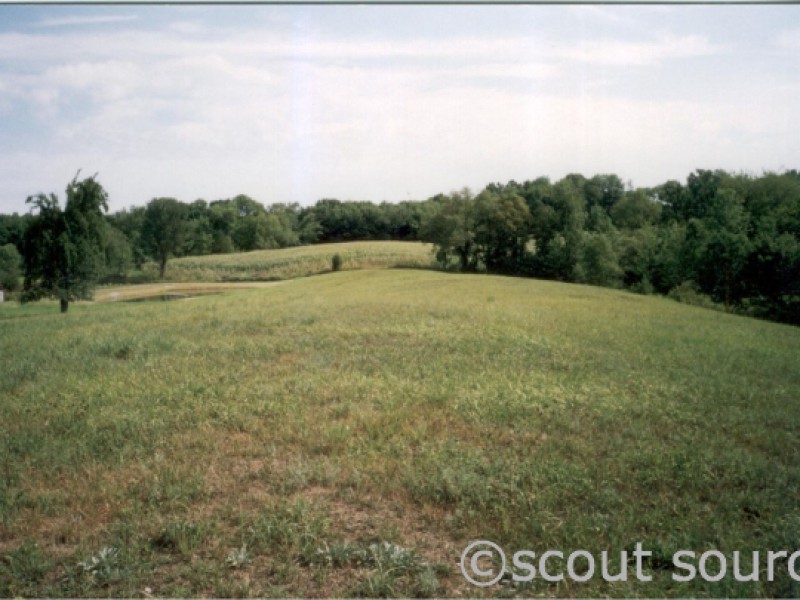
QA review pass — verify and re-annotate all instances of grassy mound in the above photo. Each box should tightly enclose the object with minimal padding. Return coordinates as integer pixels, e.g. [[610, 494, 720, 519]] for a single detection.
[[155, 240, 435, 281], [1, 270, 799, 597]]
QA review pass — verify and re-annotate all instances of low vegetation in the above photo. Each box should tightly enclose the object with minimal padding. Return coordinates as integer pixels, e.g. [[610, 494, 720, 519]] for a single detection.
[[1, 269, 799, 597]]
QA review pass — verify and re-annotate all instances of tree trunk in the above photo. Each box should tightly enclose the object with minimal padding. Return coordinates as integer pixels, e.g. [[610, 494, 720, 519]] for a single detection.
[[60, 298, 68, 313], [159, 256, 167, 279]]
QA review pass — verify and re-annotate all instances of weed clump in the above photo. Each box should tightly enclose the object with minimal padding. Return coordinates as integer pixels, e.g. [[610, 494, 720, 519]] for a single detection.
[[0, 542, 51, 597]]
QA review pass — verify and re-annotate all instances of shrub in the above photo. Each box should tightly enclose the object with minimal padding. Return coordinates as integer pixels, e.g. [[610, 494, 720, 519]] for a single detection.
[[331, 253, 343, 272], [668, 280, 719, 310]]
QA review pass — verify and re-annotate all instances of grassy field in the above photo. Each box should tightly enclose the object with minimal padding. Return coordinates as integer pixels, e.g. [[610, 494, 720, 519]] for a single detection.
[[154, 241, 435, 282], [1, 269, 800, 597]]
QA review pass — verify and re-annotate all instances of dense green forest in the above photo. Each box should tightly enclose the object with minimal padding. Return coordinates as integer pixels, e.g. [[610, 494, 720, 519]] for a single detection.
[[1, 168, 798, 324]]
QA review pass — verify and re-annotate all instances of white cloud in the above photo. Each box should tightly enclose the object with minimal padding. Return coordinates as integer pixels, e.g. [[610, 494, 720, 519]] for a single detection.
[[558, 34, 720, 66], [775, 27, 800, 51], [37, 15, 139, 28], [43, 60, 143, 101], [0, 25, 719, 67], [0, 9, 796, 213]]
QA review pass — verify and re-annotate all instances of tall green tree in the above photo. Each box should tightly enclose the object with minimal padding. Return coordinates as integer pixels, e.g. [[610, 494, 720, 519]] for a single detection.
[[22, 173, 109, 313], [108, 206, 147, 268], [650, 223, 687, 293], [141, 198, 189, 278], [655, 179, 685, 223], [684, 169, 725, 220], [103, 226, 134, 279], [208, 200, 237, 253], [576, 232, 622, 287], [419, 189, 477, 271], [692, 189, 752, 307], [585, 174, 625, 213], [539, 178, 586, 280], [0, 243, 22, 291], [296, 209, 322, 245], [610, 190, 662, 229], [474, 189, 531, 272], [232, 213, 270, 251], [616, 226, 658, 291], [183, 199, 214, 256], [0, 213, 32, 254]]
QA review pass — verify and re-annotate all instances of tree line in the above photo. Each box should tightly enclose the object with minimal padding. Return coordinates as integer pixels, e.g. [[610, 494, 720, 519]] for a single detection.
[[418, 170, 800, 324], [0, 169, 798, 323]]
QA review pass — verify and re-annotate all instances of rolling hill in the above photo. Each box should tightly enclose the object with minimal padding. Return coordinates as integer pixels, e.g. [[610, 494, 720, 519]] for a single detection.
[[1, 268, 799, 597]]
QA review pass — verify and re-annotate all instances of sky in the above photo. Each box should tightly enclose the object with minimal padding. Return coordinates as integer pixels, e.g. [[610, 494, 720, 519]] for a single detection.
[[0, 4, 798, 214]]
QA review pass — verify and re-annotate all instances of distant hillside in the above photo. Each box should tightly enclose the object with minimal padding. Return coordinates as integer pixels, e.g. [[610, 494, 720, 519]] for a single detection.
[[156, 240, 434, 281]]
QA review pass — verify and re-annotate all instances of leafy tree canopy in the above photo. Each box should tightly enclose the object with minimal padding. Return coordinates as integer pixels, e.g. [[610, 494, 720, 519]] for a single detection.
[[22, 172, 109, 313], [141, 197, 189, 279], [0, 243, 22, 292]]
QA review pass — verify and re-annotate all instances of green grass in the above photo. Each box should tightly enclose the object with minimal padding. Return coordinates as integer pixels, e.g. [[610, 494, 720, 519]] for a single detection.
[[154, 240, 435, 282], [1, 269, 799, 597]]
